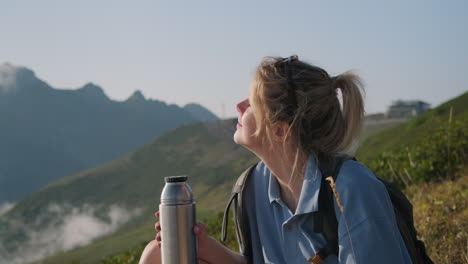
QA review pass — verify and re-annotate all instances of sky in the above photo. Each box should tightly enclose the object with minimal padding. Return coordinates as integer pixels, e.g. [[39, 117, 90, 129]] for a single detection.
[[1, 0, 467, 118]]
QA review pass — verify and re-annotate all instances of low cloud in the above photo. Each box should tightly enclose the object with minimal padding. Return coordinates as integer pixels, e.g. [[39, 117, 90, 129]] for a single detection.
[[61, 205, 135, 249], [0, 203, 142, 264], [0, 63, 17, 93]]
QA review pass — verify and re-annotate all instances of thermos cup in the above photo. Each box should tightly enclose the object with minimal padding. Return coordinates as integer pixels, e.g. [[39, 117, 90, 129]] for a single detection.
[[159, 176, 198, 264]]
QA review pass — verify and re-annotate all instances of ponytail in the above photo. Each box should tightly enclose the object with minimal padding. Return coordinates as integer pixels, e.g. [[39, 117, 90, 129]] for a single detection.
[[333, 72, 365, 152]]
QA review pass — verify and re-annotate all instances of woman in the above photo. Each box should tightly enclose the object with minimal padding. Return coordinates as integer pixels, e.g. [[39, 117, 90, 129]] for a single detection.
[[140, 56, 412, 264]]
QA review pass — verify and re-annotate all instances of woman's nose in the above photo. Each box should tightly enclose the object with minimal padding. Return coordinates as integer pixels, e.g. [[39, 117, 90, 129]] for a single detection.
[[236, 103, 243, 114], [236, 99, 249, 114]]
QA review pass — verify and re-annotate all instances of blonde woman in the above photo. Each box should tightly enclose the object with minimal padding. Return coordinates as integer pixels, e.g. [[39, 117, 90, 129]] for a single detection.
[[140, 56, 411, 264]]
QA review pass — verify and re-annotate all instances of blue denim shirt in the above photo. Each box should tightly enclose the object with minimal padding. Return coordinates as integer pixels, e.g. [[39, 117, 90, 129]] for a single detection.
[[243, 156, 412, 264]]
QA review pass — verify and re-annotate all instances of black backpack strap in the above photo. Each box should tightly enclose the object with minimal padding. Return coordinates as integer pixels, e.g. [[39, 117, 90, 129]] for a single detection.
[[221, 163, 257, 261], [312, 154, 354, 262]]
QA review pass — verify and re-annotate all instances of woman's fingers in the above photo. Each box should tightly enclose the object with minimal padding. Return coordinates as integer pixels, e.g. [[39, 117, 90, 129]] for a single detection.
[[153, 212, 161, 249], [155, 221, 161, 245], [155, 232, 162, 248], [155, 218, 204, 250], [193, 223, 206, 236]]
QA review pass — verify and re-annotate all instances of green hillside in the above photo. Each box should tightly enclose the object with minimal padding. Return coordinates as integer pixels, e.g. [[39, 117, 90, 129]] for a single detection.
[[0, 119, 256, 264], [357, 91, 468, 163]]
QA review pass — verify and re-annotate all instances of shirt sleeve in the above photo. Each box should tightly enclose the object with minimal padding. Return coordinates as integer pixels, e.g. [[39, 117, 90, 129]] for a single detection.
[[334, 161, 412, 264], [338, 216, 410, 264]]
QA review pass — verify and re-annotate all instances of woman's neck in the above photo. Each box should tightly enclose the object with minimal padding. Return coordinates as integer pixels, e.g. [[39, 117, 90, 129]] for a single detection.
[[259, 148, 307, 213]]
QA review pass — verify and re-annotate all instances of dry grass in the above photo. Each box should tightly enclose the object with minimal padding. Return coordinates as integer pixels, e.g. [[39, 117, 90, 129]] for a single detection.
[[407, 171, 468, 263]]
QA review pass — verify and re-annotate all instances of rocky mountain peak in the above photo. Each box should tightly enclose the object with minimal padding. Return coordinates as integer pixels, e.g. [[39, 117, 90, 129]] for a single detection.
[[0, 63, 38, 94], [78, 82, 108, 99], [126, 90, 146, 103]]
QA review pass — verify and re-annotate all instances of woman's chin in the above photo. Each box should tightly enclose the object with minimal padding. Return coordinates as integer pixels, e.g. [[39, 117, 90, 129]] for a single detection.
[[233, 131, 258, 152], [233, 132, 241, 145], [233, 132, 247, 146]]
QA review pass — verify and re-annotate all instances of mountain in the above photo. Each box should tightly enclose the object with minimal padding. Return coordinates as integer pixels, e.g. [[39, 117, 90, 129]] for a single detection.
[[0, 118, 255, 264], [0, 63, 218, 204], [183, 103, 219, 122]]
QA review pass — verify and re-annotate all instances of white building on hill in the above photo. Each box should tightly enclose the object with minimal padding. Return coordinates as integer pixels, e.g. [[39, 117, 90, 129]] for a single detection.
[[386, 100, 431, 118]]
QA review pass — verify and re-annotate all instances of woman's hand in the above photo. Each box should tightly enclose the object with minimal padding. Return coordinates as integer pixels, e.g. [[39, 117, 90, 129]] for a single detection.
[[154, 211, 211, 258], [139, 211, 212, 264], [139, 239, 161, 264]]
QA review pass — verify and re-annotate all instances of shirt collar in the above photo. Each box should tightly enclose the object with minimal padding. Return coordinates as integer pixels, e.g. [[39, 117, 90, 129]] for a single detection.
[[267, 155, 323, 215], [268, 167, 281, 204]]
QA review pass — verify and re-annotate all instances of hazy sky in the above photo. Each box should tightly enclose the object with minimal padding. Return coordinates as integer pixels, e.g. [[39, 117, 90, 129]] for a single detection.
[[1, 0, 467, 118]]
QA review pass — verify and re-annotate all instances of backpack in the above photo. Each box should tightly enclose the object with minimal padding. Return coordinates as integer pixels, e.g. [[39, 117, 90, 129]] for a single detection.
[[221, 155, 434, 264]]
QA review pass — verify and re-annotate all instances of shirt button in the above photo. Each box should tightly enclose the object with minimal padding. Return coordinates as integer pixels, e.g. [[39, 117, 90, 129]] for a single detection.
[[286, 224, 294, 231]]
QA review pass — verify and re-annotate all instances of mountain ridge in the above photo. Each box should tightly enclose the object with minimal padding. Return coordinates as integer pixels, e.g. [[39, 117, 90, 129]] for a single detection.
[[0, 63, 219, 203]]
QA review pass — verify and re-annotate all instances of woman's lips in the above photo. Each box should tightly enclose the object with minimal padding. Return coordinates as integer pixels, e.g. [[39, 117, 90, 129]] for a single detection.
[[237, 122, 242, 128]]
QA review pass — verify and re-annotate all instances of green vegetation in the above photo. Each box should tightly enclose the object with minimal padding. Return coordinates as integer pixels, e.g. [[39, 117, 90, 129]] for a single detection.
[[100, 244, 145, 264], [357, 94, 468, 186], [35, 222, 154, 264], [356, 91, 468, 162], [367, 118, 467, 185], [97, 212, 238, 264]]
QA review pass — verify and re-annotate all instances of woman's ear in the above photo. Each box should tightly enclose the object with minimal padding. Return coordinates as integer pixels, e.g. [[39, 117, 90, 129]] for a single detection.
[[271, 122, 291, 143]]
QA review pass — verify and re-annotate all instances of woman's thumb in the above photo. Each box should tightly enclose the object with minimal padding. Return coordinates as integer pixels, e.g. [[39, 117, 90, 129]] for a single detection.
[[193, 223, 206, 235]]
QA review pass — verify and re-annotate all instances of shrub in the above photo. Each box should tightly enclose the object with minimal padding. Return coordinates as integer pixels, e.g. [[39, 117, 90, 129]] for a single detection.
[[368, 119, 467, 186]]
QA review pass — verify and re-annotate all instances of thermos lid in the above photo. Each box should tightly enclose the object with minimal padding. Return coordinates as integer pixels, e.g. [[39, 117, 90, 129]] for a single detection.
[[164, 175, 188, 183], [161, 175, 193, 204]]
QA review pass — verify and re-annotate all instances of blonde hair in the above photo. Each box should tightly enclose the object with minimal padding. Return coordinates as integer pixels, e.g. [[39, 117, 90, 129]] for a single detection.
[[250, 56, 365, 159]]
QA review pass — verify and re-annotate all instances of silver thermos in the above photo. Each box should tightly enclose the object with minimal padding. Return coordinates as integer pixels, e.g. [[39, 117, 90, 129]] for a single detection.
[[159, 175, 198, 264]]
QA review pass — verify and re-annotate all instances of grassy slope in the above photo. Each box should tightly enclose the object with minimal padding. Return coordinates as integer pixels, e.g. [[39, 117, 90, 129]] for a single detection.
[[1, 119, 255, 264], [356, 91, 468, 163], [408, 168, 467, 264]]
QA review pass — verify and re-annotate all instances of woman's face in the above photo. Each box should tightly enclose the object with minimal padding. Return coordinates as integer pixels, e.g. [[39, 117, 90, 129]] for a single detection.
[[233, 98, 260, 150]]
